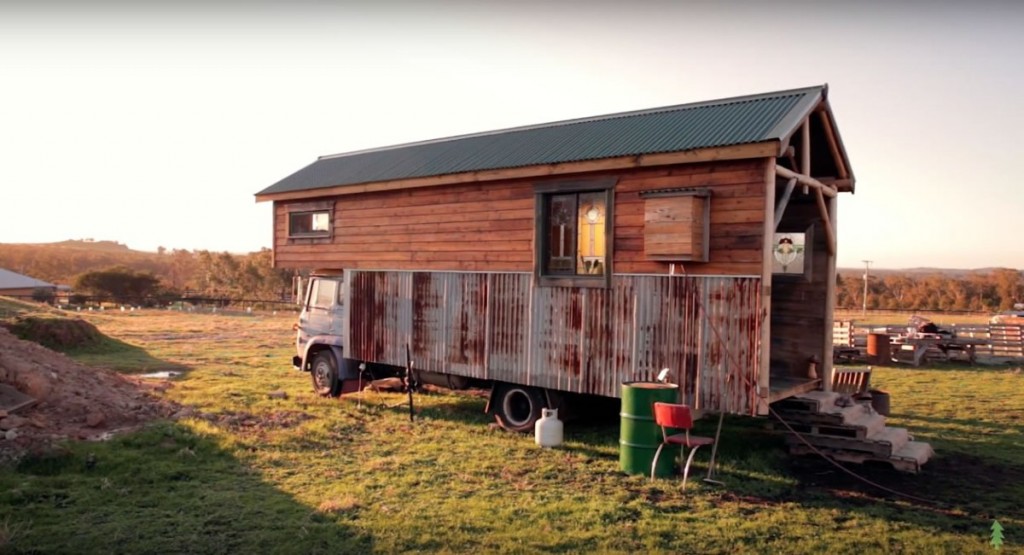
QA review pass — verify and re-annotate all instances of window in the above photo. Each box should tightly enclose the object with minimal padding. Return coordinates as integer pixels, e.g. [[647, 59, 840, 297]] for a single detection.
[[772, 230, 810, 279], [289, 210, 331, 237], [306, 279, 338, 310], [535, 179, 615, 287]]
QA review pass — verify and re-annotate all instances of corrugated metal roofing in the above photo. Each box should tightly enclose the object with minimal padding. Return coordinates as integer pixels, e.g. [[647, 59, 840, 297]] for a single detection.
[[258, 85, 825, 196], [0, 268, 55, 290]]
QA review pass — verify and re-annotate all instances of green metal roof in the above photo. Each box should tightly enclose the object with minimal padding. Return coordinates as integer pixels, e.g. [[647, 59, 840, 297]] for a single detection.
[[258, 85, 827, 197]]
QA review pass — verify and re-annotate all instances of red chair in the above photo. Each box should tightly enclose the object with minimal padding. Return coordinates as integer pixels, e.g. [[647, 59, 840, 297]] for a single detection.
[[650, 402, 715, 488]]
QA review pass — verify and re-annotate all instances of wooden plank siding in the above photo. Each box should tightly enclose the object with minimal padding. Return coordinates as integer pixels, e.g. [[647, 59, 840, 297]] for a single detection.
[[272, 158, 769, 277], [769, 196, 833, 379], [614, 159, 768, 275]]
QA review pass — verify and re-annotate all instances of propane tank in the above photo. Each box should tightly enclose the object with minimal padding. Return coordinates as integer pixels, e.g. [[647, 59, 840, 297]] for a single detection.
[[535, 408, 563, 448]]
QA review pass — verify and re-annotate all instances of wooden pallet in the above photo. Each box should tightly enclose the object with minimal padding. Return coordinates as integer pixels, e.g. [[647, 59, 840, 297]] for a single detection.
[[773, 391, 932, 473], [771, 390, 839, 414], [784, 426, 909, 458], [789, 441, 933, 473], [774, 403, 869, 426], [776, 411, 885, 440]]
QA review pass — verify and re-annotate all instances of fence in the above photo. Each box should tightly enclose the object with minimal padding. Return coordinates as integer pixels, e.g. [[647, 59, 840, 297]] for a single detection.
[[834, 321, 1024, 362], [4, 293, 299, 314]]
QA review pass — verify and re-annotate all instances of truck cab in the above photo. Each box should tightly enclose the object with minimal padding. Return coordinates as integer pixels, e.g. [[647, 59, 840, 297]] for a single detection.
[[293, 274, 353, 396]]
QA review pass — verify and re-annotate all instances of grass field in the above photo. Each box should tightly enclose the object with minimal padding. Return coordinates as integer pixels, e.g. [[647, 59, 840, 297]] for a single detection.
[[834, 309, 994, 326], [1, 307, 1022, 553]]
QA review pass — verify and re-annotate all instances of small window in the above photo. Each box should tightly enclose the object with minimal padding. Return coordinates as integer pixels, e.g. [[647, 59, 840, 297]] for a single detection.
[[535, 179, 614, 287], [289, 210, 331, 237], [772, 232, 807, 275]]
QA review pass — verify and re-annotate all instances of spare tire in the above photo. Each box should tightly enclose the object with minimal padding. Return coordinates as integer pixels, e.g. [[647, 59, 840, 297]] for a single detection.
[[493, 384, 546, 433]]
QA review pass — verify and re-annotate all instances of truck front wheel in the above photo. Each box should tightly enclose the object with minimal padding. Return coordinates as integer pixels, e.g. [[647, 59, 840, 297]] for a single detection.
[[493, 384, 546, 432], [310, 351, 341, 397]]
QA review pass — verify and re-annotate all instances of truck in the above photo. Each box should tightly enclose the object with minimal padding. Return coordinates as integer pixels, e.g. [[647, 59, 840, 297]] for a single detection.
[[293, 271, 624, 431]]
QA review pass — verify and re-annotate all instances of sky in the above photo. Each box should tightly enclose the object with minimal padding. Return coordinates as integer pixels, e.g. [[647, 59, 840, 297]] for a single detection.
[[1, 0, 1022, 270]]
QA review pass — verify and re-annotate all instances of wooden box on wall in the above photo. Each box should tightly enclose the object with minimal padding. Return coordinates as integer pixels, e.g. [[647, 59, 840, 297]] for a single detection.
[[642, 190, 710, 262]]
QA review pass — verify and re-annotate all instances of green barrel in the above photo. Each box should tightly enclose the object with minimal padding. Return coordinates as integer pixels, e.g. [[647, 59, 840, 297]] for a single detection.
[[620, 381, 679, 477]]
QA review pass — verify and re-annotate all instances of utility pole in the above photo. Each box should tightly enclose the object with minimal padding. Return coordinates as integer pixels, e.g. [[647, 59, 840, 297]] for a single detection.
[[862, 260, 873, 316]]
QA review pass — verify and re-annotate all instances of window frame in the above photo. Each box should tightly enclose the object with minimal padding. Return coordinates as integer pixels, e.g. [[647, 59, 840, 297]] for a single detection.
[[771, 225, 814, 282], [534, 178, 617, 288], [286, 201, 334, 240]]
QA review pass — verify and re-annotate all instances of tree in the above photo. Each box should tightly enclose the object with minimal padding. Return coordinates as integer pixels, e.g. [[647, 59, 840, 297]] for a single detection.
[[992, 269, 1024, 310], [31, 287, 55, 304], [74, 267, 161, 303]]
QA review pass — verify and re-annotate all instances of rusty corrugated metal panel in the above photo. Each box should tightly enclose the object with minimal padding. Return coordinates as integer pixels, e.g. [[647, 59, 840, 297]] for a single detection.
[[346, 270, 762, 415]]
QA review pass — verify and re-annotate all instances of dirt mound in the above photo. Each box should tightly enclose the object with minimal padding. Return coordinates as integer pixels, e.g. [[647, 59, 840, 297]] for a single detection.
[[1, 316, 106, 350], [0, 326, 178, 462]]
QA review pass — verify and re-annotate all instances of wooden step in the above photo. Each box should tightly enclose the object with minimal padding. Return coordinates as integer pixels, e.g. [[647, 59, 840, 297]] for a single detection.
[[779, 411, 885, 440], [891, 441, 934, 472], [788, 440, 933, 473], [867, 427, 911, 454], [784, 426, 910, 458], [772, 402, 870, 427], [843, 411, 887, 439], [772, 391, 839, 414]]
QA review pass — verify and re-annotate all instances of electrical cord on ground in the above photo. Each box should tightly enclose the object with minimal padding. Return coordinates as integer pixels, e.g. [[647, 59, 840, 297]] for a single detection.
[[684, 269, 949, 509]]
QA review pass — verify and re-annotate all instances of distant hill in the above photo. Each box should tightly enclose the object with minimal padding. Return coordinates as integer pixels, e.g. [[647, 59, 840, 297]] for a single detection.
[[0, 241, 163, 285], [47, 240, 136, 252], [0, 240, 291, 302]]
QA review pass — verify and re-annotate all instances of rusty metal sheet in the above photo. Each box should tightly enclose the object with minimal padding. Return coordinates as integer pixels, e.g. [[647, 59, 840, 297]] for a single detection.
[[345, 270, 762, 415]]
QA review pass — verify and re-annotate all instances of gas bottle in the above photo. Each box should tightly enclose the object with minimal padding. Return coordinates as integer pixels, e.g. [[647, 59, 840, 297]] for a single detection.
[[535, 408, 563, 448]]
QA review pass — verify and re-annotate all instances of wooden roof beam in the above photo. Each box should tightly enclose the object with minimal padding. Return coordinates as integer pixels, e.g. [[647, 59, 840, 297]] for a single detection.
[[773, 177, 797, 231], [775, 162, 837, 254], [775, 165, 837, 198], [801, 118, 811, 195], [817, 109, 849, 179], [819, 177, 853, 189], [815, 187, 837, 257]]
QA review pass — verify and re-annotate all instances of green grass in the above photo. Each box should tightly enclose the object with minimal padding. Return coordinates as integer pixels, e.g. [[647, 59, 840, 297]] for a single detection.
[[1, 310, 1022, 553]]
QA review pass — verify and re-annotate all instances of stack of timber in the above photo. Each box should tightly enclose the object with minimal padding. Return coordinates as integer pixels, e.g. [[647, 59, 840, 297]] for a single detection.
[[770, 391, 933, 473]]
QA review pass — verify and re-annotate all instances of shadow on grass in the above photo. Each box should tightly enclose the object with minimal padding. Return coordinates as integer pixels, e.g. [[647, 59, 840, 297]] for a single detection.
[[66, 334, 191, 375], [570, 406, 1022, 540], [1, 314, 190, 375], [333, 386, 1020, 544], [0, 421, 373, 554], [897, 413, 1024, 437]]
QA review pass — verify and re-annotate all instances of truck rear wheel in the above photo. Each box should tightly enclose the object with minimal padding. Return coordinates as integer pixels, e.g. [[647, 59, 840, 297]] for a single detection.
[[311, 351, 341, 397], [493, 384, 545, 433]]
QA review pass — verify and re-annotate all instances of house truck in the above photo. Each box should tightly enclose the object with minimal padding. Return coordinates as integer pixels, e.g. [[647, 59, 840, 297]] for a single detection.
[[259, 86, 857, 434]]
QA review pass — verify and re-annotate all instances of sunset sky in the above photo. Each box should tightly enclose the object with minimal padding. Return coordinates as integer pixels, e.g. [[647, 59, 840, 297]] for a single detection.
[[1, 1, 1021, 269]]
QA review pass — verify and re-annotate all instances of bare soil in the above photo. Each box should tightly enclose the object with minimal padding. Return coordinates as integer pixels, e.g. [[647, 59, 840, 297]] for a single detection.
[[0, 326, 178, 462], [1, 316, 106, 350]]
